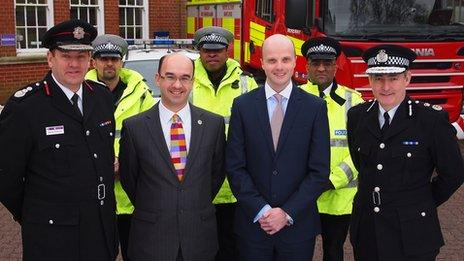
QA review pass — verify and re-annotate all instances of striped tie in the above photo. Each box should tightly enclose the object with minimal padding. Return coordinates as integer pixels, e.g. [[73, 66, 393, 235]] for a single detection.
[[170, 114, 187, 182]]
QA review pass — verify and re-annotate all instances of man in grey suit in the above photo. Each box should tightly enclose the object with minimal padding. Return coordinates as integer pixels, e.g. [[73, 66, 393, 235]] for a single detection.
[[119, 53, 226, 261]]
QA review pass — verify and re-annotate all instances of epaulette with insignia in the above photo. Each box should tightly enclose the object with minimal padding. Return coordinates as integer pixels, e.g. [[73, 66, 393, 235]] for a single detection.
[[415, 100, 442, 111], [11, 82, 42, 101], [412, 100, 445, 118]]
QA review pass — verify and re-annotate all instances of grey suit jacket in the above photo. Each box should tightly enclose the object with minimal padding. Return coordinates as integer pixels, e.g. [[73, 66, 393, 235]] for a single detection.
[[119, 102, 225, 261]]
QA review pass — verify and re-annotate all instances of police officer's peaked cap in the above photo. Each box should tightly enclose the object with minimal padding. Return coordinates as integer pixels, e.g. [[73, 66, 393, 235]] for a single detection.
[[92, 34, 128, 58], [42, 19, 97, 51], [363, 44, 417, 74], [301, 37, 341, 60], [194, 26, 233, 50]]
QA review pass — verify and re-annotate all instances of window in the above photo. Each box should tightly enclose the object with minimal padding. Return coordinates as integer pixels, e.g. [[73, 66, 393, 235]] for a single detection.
[[119, 0, 148, 39], [256, 0, 273, 22], [15, 0, 52, 50], [70, 0, 104, 34]]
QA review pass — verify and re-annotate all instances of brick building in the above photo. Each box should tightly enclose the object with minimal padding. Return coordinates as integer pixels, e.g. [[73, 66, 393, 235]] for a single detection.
[[0, 0, 187, 104]]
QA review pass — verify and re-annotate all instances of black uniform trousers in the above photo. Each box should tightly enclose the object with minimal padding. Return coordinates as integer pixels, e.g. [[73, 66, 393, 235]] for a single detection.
[[215, 202, 236, 261], [320, 213, 351, 261], [117, 214, 132, 261]]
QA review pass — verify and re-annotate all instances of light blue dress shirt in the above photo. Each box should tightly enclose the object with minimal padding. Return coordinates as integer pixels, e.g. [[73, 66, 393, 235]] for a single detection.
[[253, 81, 294, 224]]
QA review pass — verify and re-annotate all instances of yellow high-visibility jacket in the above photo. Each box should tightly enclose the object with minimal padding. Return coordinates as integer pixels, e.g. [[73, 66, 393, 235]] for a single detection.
[[86, 68, 156, 214], [300, 81, 364, 215]]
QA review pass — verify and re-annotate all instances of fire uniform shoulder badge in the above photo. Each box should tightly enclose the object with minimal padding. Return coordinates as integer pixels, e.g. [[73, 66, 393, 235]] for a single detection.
[[12, 82, 42, 101]]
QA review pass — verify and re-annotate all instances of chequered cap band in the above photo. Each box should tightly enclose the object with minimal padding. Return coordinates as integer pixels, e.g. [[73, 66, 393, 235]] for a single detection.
[[93, 42, 123, 54], [368, 56, 410, 67], [366, 66, 406, 74], [198, 33, 228, 46], [306, 44, 337, 56]]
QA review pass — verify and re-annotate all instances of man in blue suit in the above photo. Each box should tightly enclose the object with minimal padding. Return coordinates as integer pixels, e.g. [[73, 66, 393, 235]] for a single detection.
[[226, 34, 331, 260]]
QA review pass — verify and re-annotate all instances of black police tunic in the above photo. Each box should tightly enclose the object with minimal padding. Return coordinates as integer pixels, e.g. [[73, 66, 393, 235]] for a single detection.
[[347, 97, 464, 260], [0, 72, 117, 261]]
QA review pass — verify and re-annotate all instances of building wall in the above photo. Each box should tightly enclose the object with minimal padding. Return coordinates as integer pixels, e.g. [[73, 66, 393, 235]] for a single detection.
[[0, 59, 49, 104], [0, 0, 16, 57], [0, 0, 186, 104], [150, 0, 187, 38]]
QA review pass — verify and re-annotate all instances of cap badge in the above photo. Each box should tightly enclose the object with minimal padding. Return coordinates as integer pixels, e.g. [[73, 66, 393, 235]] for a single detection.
[[73, 27, 85, 40], [104, 42, 116, 49], [376, 49, 388, 63]]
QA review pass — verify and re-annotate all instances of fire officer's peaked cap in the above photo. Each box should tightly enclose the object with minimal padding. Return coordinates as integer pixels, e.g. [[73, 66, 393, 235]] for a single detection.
[[194, 26, 234, 50], [42, 19, 97, 51], [363, 44, 417, 74], [91, 34, 128, 59], [301, 37, 342, 60]]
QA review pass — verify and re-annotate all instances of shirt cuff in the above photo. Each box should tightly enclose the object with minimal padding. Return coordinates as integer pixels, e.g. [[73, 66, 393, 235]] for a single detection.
[[286, 213, 294, 226], [253, 204, 271, 223]]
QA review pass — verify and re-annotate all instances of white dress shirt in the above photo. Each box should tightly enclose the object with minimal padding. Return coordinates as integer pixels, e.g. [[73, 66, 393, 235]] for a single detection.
[[264, 81, 292, 121], [322, 82, 333, 97], [52, 73, 83, 114], [378, 103, 400, 128], [158, 101, 192, 152]]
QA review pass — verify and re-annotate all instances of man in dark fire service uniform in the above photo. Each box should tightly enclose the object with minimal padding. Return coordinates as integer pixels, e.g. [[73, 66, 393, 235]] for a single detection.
[[0, 19, 117, 261]]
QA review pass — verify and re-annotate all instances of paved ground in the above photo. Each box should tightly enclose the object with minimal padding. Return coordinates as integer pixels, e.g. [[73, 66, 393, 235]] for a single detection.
[[2, 144, 464, 260]]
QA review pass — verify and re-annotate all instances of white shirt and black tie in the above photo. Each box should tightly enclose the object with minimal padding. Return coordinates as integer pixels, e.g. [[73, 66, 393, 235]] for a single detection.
[[378, 104, 400, 132], [52, 73, 83, 116]]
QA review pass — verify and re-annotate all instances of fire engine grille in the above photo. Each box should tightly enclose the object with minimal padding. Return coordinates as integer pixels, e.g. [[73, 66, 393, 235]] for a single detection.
[[410, 62, 452, 70]]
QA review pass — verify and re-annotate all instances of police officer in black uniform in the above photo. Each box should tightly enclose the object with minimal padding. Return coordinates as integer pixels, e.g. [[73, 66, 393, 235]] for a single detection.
[[0, 20, 117, 261], [347, 44, 464, 260]]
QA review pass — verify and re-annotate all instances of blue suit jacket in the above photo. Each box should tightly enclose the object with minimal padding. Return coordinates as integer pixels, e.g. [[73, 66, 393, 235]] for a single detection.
[[226, 84, 330, 243]]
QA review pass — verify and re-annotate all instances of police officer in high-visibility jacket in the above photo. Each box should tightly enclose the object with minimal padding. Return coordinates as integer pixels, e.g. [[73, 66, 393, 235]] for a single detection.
[[85, 34, 156, 261], [300, 37, 363, 261], [192, 26, 258, 261]]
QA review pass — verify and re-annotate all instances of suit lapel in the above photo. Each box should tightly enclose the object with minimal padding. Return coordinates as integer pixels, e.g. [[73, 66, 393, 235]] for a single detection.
[[365, 102, 382, 140], [183, 104, 204, 183], [47, 74, 83, 123], [255, 87, 275, 156], [82, 82, 96, 124], [275, 85, 302, 157], [144, 103, 178, 183], [383, 99, 410, 140]]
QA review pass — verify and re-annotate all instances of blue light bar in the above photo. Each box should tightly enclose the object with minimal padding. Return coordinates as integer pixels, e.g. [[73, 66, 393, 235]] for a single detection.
[[126, 39, 194, 46]]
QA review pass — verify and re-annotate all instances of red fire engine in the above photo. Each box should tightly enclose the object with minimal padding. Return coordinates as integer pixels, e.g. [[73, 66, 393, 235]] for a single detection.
[[186, 0, 464, 137]]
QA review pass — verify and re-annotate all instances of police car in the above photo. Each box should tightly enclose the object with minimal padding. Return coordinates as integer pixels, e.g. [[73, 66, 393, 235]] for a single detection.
[[123, 39, 199, 97]]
